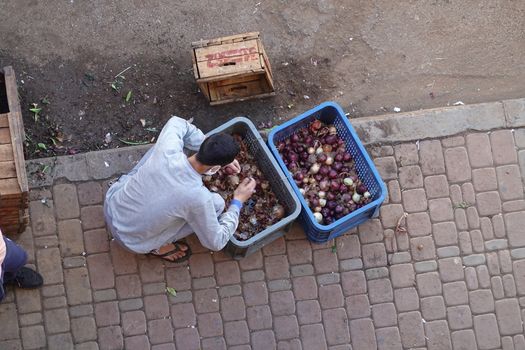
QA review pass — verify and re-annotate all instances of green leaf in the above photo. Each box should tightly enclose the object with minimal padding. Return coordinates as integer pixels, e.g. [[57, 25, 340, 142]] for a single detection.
[[118, 138, 149, 145], [145, 127, 158, 132], [41, 97, 50, 105], [29, 107, 42, 114], [125, 91, 132, 102], [111, 83, 118, 91], [42, 165, 50, 173], [331, 244, 337, 253], [166, 287, 177, 297], [37, 143, 47, 150]]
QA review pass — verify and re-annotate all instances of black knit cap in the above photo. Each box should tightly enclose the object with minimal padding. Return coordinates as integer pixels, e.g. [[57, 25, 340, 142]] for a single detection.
[[196, 133, 240, 166]]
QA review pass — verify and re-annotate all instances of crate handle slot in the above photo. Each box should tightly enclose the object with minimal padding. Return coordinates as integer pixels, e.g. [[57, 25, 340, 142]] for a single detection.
[[220, 62, 237, 66], [230, 85, 248, 91]]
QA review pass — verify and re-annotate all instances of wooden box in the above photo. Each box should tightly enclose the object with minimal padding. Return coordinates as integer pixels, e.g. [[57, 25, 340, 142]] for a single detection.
[[0, 66, 29, 236], [191, 32, 275, 105]]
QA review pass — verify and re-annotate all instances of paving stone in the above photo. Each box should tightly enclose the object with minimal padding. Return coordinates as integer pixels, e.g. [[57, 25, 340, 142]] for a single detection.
[[63, 256, 86, 269], [374, 156, 398, 180], [0, 303, 19, 340], [20, 325, 45, 350], [313, 249, 338, 273], [447, 305, 473, 330], [361, 243, 387, 268], [420, 140, 446, 175], [30, 199, 57, 237], [93, 288, 117, 302], [70, 304, 94, 317], [495, 298, 523, 335], [221, 295, 246, 321], [433, 222, 457, 247], [276, 339, 302, 350], [466, 133, 493, 167], [144, 294, 170, 319], [80, 205, 105, 230], [443, 281, 468, 306], [14, 288, 41, 314], [465, 266, 479, 290], [445, 147, 471, 182], [349, 318, 376, 350], [511, 248, 525, 259], [247, 305, 273, 330], [389, 251, 411, 264], [387, 180, 402, 203], [410, 236, 436, 261], [467, 207, 480, 230], [394, 143, 419, 164], [503, 199, 525, 212], [98, 326, 124, 350], [451, 329, 478, 350], [264, 255, 290, 280], [319, 284, 344, 309], [361, 263, 386, 279], [506, 212, 525, 247], [219, 285, 241, 298], [502, 336, 514, 350], [479, 216, 494, 238], [376, 326, 402, 350], [450, 184, 463, 205], [274, 315, 299, 341], [463, 254, 486, 266], [212, 260, 239, 286], [174, 328, 200, 350], [402, 188, 428, 213], [242, 270, 265, 282], [263, 237, 286, 255], [414, 260, 438, 273], [292, 276, 318, 300], [477, 191, 502, 216], [192, 277, 215, 290], [37, 247, 63, 285], [379, 204, 405, 228], [34, 235, 58, 249], [399, 165, 423, 189], [462, 182, 476, 205], [394, 287, 419, 312], [437, 246, 460, 258], [487, 252, 501, 276], [19, 312, 42, 327], [358, 219, 383, 244], [138, 258, 165, 283], [421, 296, 446, 321], [398, 311, 425, 348], [286, 240, 312, 265], [406, 212, 431, 237], [171, 303, 196, 329], [499, 250, 513, 273], [84, 228, 110, 254], [425, 319, 452, 350], [56, 219, 85, 257], [472, 168, 498, 193], [197, 312, 223, 338], [296, 300, 321, 325], [424, 175, 449, 199], [268, 279, 292, 291], [44, 295, 67, 309], [110, 240, 138, 275], [194, 289, 219, 313], [390, 263, 415, 288], [87, 253, 114, 290], [455, 208, 469, 231], [121, 311, 147, 337], [71, 316, 97, 343], [485, 239, 508, 252], [371, 303, 397, 328], [477, 265, 491, 288], [491, 130, 517, 165], [95, 301, 120, 327], [115, 274, 141, 299], [439, 257, 464, 282], [201, 337, 226, 350], [300, 323, 327, 350], [493, 214, 506, 238], [54, 184, 80, 219], [428, 198, 454, 222], [252, 330, 276, 350], [470, 289, 495, 314], [341, 271, 366, 296], [473, 314, 501, 350], [224, 320, 249, 346], [0, 339, 22, 350], [124, 335, 150, 350], [48, 333, 74, 350], [457, 231, 472, 256], [44, 308, 70, 334], [270, 291, 295, 316], [340, 258, 363, 271], [188, 253, 214, 278], [396, 230, 410, 251], [77, 181, 103, 205], [367, 278, 393, 304], [243, 281, 268, 306], [514, 335, 525, 349], [345, 294, 371, 319], [322, 308, 350, 346], [120, 298, 144, 311]]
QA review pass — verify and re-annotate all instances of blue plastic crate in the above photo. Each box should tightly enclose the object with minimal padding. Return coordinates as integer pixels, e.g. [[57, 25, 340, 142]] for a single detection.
[[268, 102, 387, 243]]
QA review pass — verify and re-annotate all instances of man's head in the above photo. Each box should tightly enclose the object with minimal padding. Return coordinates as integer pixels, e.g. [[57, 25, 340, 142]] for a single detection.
[[196, 133, 240, 168]]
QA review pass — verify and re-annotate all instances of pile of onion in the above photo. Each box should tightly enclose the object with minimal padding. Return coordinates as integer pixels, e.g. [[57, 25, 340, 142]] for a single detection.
[[203, 134, 285, 241], [276, 120, 371, 225]]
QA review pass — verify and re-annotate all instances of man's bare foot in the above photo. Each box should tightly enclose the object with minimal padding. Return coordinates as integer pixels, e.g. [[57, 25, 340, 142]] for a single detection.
[[149, 241, 192, 263]]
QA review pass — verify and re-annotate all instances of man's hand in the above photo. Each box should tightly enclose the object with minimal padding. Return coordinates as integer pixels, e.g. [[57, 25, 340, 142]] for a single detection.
[[233, 177, 256, 203], [223, 159, 241, 174]]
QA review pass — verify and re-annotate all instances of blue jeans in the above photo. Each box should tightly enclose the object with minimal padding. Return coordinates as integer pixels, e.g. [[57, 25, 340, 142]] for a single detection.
[[0, 237, 28, 301]]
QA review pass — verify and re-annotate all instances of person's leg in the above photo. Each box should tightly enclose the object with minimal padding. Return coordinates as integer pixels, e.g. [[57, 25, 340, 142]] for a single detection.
[[2, 237, 42, 292]]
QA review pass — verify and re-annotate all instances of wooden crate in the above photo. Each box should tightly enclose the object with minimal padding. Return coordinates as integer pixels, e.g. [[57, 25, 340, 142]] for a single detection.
[[191, 32, 275, 105], [0, 66, 29, 236]]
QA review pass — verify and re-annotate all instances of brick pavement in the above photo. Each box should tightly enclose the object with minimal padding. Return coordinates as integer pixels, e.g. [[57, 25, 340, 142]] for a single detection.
[[2, 127, 525, 349]]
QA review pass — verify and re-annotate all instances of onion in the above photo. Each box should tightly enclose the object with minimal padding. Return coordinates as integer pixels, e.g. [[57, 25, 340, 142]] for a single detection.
[[325, 157, 334, 165], [272, 205, 286, 219], [311, 120, 322, 131], [333, 162, 343, 171], [310, 163, 320, 174], [322, 144, 333, 153], [305, 136, 314, 145], [328, 126, 337, 135], [341, 193, 352, 202], [319, 180, 330, 191], [313, 212, 323, 223], [364, 191, 371, 199], [343, 177, 354, 186], [327, 201, 337, 209], [311, 198, 320, 207], [297, 146, 304, 153], [295, 172, 304, 181], [288, 152, 298, 163], [300, 152, 309, 160], [335, 205, 344, 213], [308, 177, 316, 184], [319, 166, 330, 176], [343, 152, 352, 161], [307, 147, 315, 154], [321, 208, 331, 217], [328, 170, 338, 179], [356, 183, 367, 195], [227, 175, 240, 186], [317, 153, 327, 163], [316, 147, 323, 154], [334, 153, 343, 162], [325, 135, 338, 145], [327, 192, 336, 200], [318, 191, 326, 198], [330, 180, 340, 191], [352, 192, 361, 203], [299, 188, 306, 195], [314, 206, 322, 213], [291, 134, 300, 143], [319, 198, 327, 207], [224, 167, 235, 175], [314, 174, 322, 181]]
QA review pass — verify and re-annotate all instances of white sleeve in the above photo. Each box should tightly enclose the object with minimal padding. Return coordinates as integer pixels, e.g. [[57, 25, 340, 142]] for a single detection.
[[156, 116, 205, 153]]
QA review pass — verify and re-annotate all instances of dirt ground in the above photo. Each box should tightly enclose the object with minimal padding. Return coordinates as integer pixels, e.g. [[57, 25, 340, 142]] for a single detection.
[[1, 0, 524, 159]]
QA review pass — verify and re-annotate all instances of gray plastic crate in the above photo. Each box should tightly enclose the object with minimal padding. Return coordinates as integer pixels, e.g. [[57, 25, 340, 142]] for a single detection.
[[206, 117, 301, 259]]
